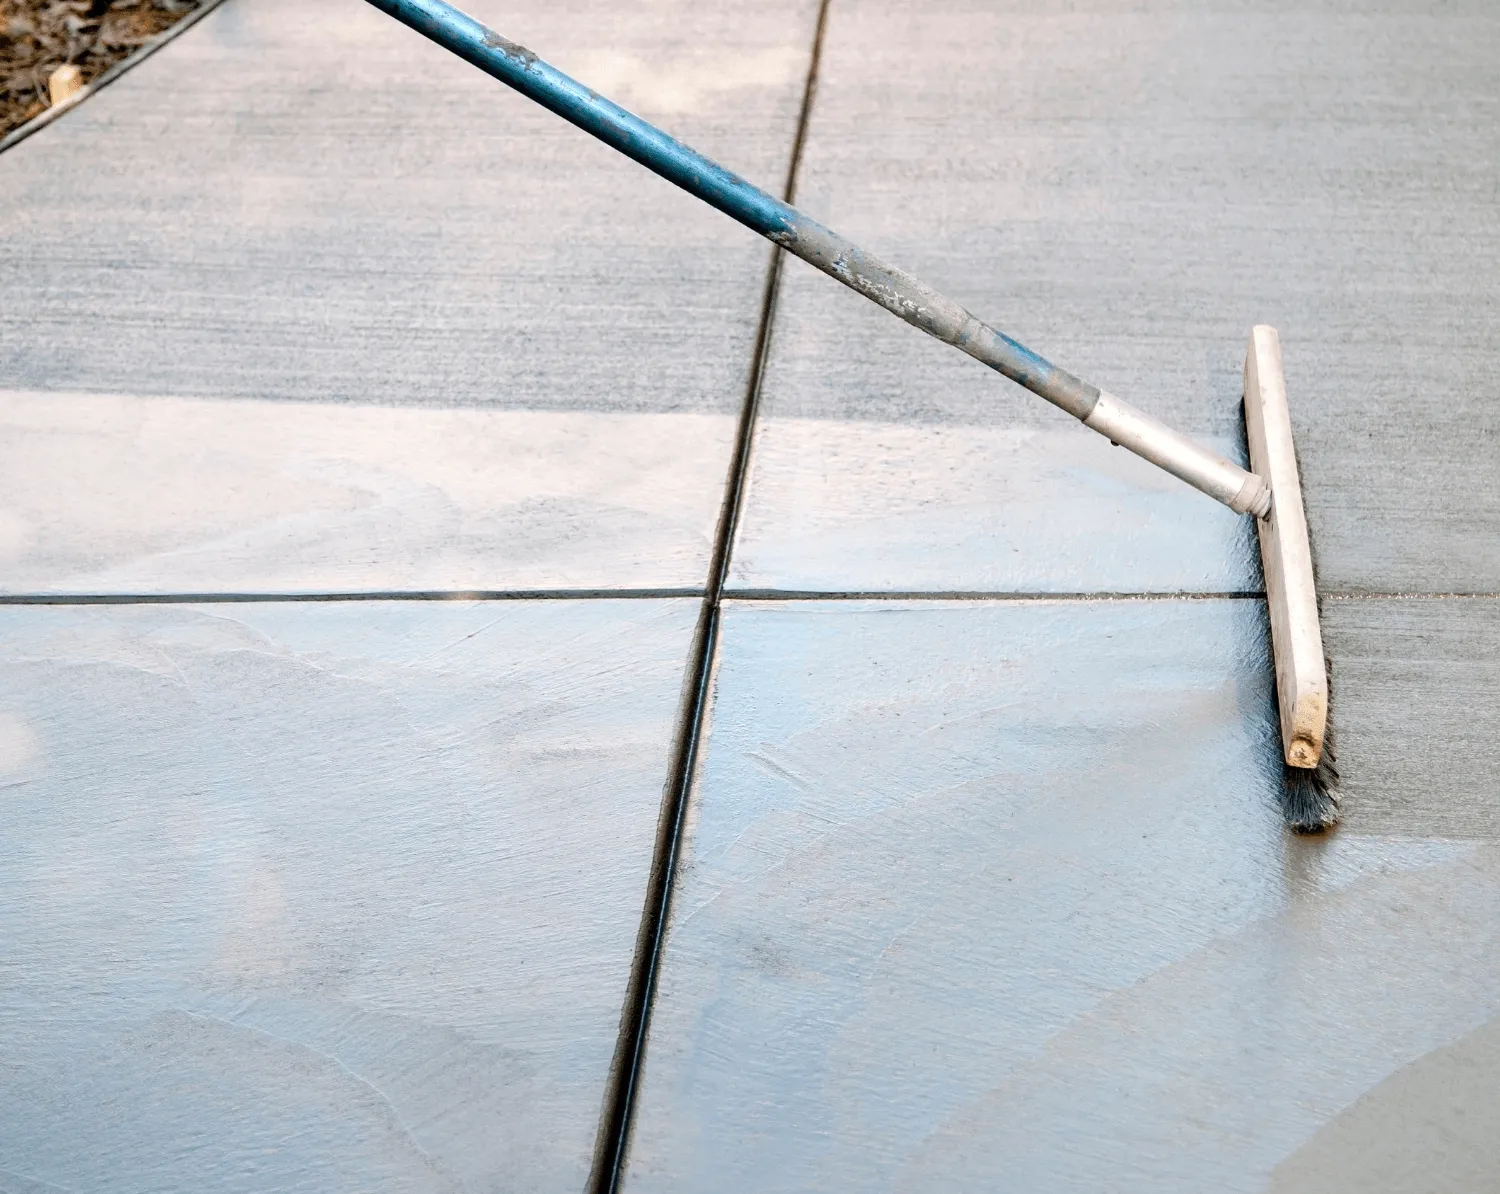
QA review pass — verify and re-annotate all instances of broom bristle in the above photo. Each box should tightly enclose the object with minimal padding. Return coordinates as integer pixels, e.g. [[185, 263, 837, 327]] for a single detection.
[[1282, 755, 1339, 833], [1280, 671, 1339, 833]]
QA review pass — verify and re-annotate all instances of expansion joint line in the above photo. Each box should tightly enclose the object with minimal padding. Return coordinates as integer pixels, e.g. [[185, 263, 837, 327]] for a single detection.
[[587, 3, 834, 1189]]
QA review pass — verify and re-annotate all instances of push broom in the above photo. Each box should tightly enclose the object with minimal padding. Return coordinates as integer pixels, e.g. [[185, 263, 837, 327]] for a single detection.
[[364, 0, 1338, 831]]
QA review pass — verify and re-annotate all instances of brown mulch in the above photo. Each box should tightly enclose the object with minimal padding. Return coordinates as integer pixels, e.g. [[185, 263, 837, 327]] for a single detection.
[[1, 0, 200, 139]]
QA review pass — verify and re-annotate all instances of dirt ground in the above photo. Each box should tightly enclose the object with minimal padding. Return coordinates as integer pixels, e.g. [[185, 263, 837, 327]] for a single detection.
[[1, 0, 199, 139]]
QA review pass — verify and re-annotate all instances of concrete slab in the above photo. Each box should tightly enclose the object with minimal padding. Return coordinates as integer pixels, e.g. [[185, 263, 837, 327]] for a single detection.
[[735, 0, 1500, 594], [0, 390, 730, 595], [1324, 596, 1500, 839], [0, 597, 697, 1193], [0, 0, 817, 414], [624, 599, 1500, 1192], [0, 0, 822, 592]]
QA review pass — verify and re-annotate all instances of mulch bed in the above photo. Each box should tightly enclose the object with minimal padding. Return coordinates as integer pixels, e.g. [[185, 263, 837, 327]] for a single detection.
[[1, 0, 200, 139]]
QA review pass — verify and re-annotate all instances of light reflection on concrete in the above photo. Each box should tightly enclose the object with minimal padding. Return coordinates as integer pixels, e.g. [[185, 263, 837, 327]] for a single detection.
[[0, 391, 734, 593], [0, 599, 696, 1193], [625, 600, 1499, 1193]]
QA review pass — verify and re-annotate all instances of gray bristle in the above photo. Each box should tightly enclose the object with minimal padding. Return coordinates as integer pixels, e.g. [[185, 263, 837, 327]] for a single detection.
[[1267, 464, 1341, 835], [1280, 665, 1340, 834], [1282, 757, 1339, 833]]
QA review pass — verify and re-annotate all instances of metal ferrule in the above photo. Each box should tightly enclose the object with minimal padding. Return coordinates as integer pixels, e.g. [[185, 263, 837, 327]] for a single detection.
[[1085, 392, 1271, 516]]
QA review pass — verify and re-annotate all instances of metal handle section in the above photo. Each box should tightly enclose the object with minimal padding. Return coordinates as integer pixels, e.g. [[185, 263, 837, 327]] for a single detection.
[[365, 0, 1271, 518], [1085, 392, 1271, 516], [773, 221, 1103, 420]]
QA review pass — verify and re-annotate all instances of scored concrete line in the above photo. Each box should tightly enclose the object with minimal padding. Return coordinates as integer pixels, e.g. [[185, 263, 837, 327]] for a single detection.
[[590, 3, 835, 1191], [729, 591, 1500, 601], [0, 589, 706, 605], [10, 591, 1488, 606], [727, 589, 1265, 602]]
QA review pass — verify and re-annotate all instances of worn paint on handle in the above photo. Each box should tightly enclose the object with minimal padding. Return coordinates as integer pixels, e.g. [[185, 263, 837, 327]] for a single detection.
[[364, 0, 1265, 515]]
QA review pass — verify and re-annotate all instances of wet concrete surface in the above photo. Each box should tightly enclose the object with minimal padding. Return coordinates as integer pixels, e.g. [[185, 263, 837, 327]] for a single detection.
[[1267, 1011, 1500, 1194], [624, 600, 1500, 1193], [739, 0, 1500, 594], [1, 0, 1497, 1189], [0, 598, 696, 1194]]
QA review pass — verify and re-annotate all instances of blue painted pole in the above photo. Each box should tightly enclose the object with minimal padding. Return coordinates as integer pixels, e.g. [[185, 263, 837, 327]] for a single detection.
[[363, 0, 1269, 517]]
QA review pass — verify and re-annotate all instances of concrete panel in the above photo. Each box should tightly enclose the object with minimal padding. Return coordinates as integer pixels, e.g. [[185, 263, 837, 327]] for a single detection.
[[0, 598, 697, 1193], [624, 599, 1500, 1193], [737, 0, 1500, 593], [0, 0, 819, 415], [0, 390, 731, 594], [0, 0, 825, 593], [1324, 596, 1500, 839]]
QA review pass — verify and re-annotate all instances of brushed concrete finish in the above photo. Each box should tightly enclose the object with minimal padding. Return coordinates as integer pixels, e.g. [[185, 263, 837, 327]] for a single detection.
[[624, 600, 1500, 1192], [739, 0, 1500, 593], [0, 391, 733, 594], [0, 0, 818, 414], [0, 599, 697, 1193], [1324, 596, 1500, 839], [730, 418, 1258, 593]]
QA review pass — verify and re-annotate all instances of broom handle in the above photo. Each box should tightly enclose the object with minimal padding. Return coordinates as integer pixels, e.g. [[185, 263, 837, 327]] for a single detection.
[[365, 0, 1270, 518]]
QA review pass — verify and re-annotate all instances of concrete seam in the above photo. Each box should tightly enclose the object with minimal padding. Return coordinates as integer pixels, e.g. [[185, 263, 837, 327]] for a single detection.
[[585, 3, 834, 1189]]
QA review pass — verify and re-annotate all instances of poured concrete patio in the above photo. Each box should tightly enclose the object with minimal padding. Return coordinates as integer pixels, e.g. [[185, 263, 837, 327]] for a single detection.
[[1, 1, 1497, 1191]]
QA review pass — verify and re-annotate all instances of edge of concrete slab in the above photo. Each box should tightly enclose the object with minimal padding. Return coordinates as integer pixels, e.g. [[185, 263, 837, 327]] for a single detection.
[[0, 0, 232, 157]]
